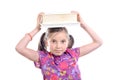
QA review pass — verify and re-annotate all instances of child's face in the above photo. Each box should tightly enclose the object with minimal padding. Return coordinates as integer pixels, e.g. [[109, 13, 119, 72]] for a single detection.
[[46, 31, 69, 56]]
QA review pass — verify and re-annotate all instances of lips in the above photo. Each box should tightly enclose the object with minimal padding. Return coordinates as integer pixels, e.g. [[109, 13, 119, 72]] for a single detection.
[[52, 50, 64, 56], [54, 50, 63, 53], [55, 50, 62, 53]]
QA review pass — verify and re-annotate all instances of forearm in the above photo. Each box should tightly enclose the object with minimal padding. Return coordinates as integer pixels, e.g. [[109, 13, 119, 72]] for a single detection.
[[15, 12, 44, 61], [16, 25, 41, 50], [71, 11, 103, 56], [15, 26, 40, 61], [29, 25, 41, 38], [80, 23, 102, 45], [78, 22, 103, 56]]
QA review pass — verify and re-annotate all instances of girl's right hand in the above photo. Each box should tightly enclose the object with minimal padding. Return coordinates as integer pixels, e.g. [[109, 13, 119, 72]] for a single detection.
[[36, 12, 45, 30]]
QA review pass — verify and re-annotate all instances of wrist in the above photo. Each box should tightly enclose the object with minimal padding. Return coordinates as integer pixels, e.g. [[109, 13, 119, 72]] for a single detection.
[[80, 22, 87, 29], [25, 33, 32, 41], [36, 24, 41, 30]]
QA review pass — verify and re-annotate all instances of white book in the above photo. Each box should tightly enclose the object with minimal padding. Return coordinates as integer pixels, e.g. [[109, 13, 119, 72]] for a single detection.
[[41, 13, 79, 28]]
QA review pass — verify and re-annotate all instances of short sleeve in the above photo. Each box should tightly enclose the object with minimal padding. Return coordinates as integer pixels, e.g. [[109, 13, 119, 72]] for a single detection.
[[69, 47, 80, 60], [34, 51, 41, 68], [34, 51, 49, 69], [34, 61, 41, 68]]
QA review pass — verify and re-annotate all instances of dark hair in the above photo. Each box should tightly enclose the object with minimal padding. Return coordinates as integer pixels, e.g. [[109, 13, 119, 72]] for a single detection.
[[38, 32, 46, 51], [68, 34, 74, 48], [38, 27, 74, 51]]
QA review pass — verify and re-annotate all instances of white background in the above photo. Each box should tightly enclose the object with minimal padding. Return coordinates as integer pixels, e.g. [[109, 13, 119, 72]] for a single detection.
[[0, 0, 120, 80]]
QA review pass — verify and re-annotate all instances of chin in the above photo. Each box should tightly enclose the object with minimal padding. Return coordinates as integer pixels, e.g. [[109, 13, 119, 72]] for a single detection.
[[53, 52, 63, 56]]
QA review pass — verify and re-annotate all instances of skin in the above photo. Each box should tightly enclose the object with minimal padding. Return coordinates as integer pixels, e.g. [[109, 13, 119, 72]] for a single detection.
[[15, 11, 103, 62], [46, 31, 69, 56]]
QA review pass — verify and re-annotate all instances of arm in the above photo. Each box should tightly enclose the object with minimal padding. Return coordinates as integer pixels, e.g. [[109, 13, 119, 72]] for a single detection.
[[15, 12, 44, 61], [79, 22, 103, 57], [71, 11, 103, 57]]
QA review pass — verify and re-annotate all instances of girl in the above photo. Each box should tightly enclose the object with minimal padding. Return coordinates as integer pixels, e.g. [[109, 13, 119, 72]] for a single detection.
[[15, 11, 102, 80]]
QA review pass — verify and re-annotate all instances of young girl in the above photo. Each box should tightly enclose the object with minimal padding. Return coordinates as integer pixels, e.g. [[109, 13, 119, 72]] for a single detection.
[[15, 11, 102, 80]]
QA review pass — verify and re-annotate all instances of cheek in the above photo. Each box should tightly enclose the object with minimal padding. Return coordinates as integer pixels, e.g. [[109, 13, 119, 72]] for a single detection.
[[65, 41, 69, 46], [61, 42, 69, 49], [65, 43, 69, 48], [45, 41, 51, 48], [45, 40, 51, 46], [47, 43, 55, 49], [45, 41, 54, 52]]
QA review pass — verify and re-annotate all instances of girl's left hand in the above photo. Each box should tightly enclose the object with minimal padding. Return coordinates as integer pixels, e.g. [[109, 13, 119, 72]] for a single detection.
[[71, 11, 84, 24]]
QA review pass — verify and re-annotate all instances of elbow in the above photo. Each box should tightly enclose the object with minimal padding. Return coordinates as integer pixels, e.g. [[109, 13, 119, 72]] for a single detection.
[[99, 38, 103, 46], [15, 45, 24, 53], [15, 46, 19, 52], [96, 39, 103, 47], [93, 38, 103, 48], [100, 41, 103, 46]]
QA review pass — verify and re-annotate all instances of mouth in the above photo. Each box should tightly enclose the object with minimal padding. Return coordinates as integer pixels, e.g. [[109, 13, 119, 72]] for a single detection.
[[55, 50, 62, 52], [54, 50, 63, 53]]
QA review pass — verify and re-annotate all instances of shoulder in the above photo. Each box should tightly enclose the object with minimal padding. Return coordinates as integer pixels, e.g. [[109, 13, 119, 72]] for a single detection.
[[67, 47, 80, 54], [38, 50, 49, 57], [66, 47, 80, 58]]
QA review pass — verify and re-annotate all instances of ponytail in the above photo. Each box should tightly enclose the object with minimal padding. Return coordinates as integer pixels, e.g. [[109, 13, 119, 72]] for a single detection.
[[68, 34, 74, 48], [38, 32, 46, 51]]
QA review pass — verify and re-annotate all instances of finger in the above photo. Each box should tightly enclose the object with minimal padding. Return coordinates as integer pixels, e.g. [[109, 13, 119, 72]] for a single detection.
[[70, 11, 81, 22], [39, 15, 43, 23], [37, 12, 45, 20], [71, 11, 78, 14], [38, 12, 45, 16], [37, 12, 45, 24]]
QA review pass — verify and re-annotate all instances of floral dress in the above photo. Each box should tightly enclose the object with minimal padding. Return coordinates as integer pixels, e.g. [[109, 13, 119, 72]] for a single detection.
[[34, 48, 81, 80]]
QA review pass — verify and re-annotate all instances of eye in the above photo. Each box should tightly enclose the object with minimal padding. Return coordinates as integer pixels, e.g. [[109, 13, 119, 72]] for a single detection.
[[61, 40, 66, 43], [51, 39, 56, 43]]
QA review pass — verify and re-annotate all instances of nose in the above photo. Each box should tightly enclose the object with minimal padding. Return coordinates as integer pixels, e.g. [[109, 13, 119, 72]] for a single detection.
[[56, 42, 61, 48]]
